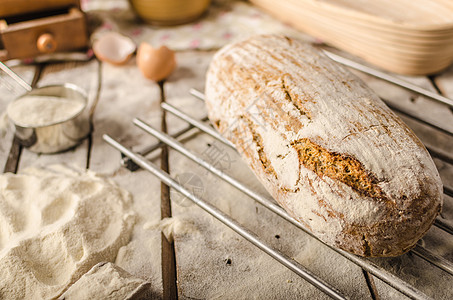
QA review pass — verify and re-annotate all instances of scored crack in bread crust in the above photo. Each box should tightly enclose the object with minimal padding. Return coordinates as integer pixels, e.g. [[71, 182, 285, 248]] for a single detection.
[[204, 35, 443, 257]]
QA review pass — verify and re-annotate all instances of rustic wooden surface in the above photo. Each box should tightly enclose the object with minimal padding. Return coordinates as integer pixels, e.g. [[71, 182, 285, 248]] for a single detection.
[[1, 42, 453, 299], [0, 65, 36, 172]]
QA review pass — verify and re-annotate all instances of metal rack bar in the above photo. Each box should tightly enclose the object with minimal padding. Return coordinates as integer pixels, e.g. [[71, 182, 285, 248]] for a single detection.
[[426, 147, 453, 167], [104, 134, 347, 300], [444, 186, 453, 198], [411, 245, 453, 276], [323, 51, 453, 109], [435, 218, 453, 236], [121, 116, 210, 171], [133, 117, 433, 300], [383, 100, 453, 137], [161, 102, 234, 148], [189, 88, 206, 101]]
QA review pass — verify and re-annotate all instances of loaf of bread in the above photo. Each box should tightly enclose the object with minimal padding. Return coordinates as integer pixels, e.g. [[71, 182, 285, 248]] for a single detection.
[[204, 35, 443, 257]]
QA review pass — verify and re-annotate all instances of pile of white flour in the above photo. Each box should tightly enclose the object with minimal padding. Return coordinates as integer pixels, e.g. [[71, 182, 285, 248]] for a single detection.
[[7, 95, 85, 127], [0, 165, 136, 299]]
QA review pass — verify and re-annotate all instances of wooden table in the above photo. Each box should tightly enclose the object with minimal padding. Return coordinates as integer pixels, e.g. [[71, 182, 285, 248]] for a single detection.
[[1, 34, 453, 300]]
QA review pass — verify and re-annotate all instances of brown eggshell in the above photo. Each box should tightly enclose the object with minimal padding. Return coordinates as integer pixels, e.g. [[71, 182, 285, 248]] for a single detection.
[[136, 43, 176, 81]]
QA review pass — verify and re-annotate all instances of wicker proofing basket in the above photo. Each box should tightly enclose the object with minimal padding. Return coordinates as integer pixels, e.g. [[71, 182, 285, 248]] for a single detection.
[[129, 0, 211, 26], [250, 0, 453, 75]]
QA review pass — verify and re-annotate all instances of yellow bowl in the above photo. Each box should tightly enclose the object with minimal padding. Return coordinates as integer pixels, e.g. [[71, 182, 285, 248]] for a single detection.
[[129, 0, 211, 25]]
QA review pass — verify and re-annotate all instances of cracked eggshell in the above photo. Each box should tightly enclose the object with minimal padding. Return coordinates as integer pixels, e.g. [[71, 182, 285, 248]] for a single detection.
[[136, 43, 176, 81], [93, 32, 136, 65]]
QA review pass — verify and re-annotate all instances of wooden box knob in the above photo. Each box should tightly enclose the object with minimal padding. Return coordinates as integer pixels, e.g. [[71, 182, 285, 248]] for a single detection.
[[37, 33, 57, 53]]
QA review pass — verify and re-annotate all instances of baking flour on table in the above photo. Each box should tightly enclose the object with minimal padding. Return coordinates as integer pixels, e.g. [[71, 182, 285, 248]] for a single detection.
[[0, 164, 136, 299]]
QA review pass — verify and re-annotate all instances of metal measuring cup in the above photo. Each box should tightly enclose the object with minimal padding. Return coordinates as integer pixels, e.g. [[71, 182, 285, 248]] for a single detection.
[[1, 62, 90, 154]]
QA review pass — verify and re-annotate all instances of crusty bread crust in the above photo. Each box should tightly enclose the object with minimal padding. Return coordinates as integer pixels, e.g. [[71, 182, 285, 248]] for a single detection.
[[205, 35, 443, 257]]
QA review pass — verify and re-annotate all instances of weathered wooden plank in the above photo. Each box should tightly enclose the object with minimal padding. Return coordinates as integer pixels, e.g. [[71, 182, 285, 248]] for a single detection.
[[434, 64, 453, 102], [89, 58, 164, 297], [164, 51, 214, 136], [160, 56, 213, 298], [89, 60, 162, 173], [430, 64, 453, 225], [0, 65, 36, 172], [155, 80, 178, 299], [3, 136, 22, 173], [17, 60, 100, 171], [164, 51, 213, 99], [110, 167, 164, 296]]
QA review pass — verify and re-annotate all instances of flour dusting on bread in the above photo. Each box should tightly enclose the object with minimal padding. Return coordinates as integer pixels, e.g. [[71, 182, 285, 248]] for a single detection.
[[205, 35, 442, 257]]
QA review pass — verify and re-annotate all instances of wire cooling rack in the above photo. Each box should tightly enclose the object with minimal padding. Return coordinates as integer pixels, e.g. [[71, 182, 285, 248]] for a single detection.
[[105, 54, 453, 299]]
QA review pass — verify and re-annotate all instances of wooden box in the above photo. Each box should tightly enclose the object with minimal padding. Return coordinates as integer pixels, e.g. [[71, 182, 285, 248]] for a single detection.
[[0, 0, 88, 61]]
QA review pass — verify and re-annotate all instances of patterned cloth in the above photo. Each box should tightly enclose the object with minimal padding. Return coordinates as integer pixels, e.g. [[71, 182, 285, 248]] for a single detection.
[[84, 0, 316, 51]]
